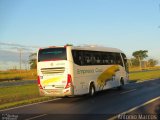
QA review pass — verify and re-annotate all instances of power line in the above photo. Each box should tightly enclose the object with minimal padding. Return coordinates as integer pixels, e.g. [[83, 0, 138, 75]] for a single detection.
[[0, 42, 40, 49], [0, 42, 40, 70]]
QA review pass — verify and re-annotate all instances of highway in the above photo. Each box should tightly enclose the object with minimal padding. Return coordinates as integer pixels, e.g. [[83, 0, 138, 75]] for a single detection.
[[0, 79, 160, 120]]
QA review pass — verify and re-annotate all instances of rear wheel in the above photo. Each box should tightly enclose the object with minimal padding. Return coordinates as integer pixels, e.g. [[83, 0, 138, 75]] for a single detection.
[[117, 78, 124, 90], [89, 83, 96, 96]]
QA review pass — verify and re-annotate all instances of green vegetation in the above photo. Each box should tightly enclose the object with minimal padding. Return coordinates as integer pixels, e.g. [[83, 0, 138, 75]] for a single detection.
[[0, 84, 39, 104], [0, 84, 54, 110], [0, 97, 54, 110], [29, 53, 37, 69], [0, 70, 37, 82], [129, 66, 160, 72], [129, 69, 160, 81], [128, 50, 158, 69]]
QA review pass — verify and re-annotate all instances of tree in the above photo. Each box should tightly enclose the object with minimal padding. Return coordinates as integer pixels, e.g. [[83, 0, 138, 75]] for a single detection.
[[148, 59, 158, 67], [132, 50, 148, 69], [130, 58, 139, 67], [29, 53, 37, 69], [132, 50, 148, 60]]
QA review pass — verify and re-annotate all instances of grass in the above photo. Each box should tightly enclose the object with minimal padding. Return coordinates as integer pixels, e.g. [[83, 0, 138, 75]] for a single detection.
[[129, 66, 160, 72], [0, 69, 54, 110], [129, 69, 160, 81], [0, 84, 55, 110], [0, 96, 54, 110], [0, 69, 37, 82], [0, 84, 39, 104]]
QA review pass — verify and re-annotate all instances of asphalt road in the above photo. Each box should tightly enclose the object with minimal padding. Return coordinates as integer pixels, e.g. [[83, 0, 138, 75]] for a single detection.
[[0, 79, 160, 120]]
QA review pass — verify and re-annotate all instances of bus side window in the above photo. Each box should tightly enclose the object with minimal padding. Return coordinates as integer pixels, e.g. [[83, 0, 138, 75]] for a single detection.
[[115, 53, 123, 66], [121, 53, 129, 72], [72, 50, 78, 65], [101, 53, 105, 65], [108, 53, 114, 64], [90, 51, 96, 64], [95, 52, 101, 65], [84, 52, 90, 65], [102, 52, 109, 65], [79, 51, 84, 65], [72, 50, 84, 66], [112, 53, 117, 64], [88, 51, 93, 65]]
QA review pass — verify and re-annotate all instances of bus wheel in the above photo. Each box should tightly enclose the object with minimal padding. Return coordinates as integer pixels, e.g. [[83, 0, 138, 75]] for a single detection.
[[89, 83, 96, 96], [117, 78, 124, 90]]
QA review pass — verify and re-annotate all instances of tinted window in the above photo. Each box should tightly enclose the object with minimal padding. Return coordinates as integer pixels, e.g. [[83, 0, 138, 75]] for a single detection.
[[72, 50, 124, 66], [72, 50, 82, 65], [115, 53, 123, 66], [38, 48, 66, 62], [121, 53, 129, 72], [101, 52, 110, 65]]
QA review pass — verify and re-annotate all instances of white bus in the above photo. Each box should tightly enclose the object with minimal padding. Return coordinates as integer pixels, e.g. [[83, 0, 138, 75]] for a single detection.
[[37, 45, 128, 97]]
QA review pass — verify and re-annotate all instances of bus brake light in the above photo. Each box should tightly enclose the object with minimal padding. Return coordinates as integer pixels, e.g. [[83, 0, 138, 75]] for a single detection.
[[37, 76, 43, 89], [65, 74, 72, 89]]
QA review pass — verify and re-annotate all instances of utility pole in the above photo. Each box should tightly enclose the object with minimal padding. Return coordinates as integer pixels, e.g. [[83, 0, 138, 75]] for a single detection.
[[20, 49, 22, 70], [138, 55, 142, 70], [17, 48, 23, 70]]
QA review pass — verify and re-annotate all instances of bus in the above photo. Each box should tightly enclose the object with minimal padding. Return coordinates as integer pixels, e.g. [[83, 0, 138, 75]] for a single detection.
[[37, 45, 128, 97]]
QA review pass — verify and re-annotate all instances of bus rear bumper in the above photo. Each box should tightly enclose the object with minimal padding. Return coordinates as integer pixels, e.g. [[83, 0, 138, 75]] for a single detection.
[[39, 87, 74, 97]]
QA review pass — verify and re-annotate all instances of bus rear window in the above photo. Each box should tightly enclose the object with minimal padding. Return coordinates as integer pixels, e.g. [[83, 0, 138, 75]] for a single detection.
[[38, 48, 66, 62]]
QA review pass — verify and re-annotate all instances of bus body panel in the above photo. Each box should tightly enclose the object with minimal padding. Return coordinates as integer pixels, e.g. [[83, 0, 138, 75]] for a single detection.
[[37, 47, 74, 97], [37, 45, 128, 97], [37, 61, 74, 96], [72, 64, 126, 95]]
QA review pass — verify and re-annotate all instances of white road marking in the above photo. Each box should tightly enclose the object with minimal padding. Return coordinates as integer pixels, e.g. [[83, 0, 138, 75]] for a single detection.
[[136, 79, 156, 83], [25, 114, 47, 120], [120, 89, 136, 94], [108, 96, 160, 120], [136, 81, 144, 83], [0, 98, 61, 112]]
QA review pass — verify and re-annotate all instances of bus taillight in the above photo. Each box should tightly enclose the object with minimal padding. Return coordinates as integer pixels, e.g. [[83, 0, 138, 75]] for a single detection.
[[37, 76, 43, 89], [65, 74, 72, 89], [37, 76, 40, 84]]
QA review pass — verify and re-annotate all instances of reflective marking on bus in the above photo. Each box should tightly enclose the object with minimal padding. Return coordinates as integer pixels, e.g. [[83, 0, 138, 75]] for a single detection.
[[42, 76, 63, 86], [97, 65, 119, 90]]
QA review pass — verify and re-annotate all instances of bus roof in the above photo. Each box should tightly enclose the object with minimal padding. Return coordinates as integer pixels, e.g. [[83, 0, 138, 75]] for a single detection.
[[39, 45, 124, 53], [71, 45, 123, 53]]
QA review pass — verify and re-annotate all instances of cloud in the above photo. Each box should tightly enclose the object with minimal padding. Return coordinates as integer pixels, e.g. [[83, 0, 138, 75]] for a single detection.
[[0, 42, 39, 70], [0, 42, 26, 48], [0, 49, 30, 62], [0, 49, 32, 70], [0, 42, 40, 50]]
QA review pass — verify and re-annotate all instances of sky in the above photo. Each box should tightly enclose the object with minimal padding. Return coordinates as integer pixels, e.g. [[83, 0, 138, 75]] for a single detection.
[[0, 0, 160, 69]]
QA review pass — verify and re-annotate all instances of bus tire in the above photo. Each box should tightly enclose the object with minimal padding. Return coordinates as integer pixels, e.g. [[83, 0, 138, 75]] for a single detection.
[[89, 83, 96, 96], [117, 78, 124, 90]]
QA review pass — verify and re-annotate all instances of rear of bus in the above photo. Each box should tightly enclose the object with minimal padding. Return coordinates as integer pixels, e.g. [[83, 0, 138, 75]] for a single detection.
[[37, 46, 74, 97]]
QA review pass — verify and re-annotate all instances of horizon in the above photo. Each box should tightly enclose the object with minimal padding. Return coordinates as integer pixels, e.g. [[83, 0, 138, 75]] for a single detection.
[[0, 42, 159, 70]]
